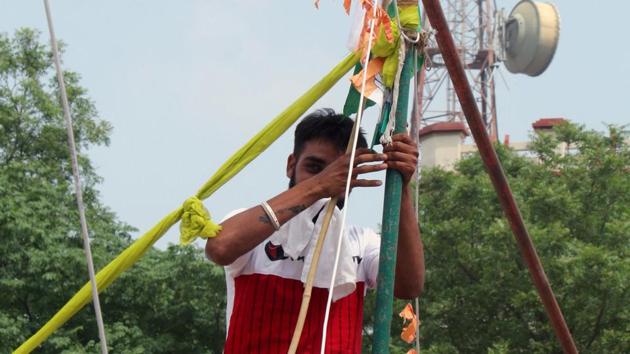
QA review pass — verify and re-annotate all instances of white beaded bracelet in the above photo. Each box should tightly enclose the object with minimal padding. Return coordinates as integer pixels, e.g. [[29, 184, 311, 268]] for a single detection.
[[260, 201, 280, 231]]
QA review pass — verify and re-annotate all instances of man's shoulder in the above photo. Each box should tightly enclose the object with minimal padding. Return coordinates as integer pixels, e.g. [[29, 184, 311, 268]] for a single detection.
[[347, 224, 380, 252], [347, 224, 378, 237]]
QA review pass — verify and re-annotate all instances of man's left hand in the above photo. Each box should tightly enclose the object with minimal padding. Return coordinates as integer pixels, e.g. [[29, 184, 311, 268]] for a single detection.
[[382, 133, 419, 185]]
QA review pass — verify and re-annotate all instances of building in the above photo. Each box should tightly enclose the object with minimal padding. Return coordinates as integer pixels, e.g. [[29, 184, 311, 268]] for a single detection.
[[418, 118, 569, 171]]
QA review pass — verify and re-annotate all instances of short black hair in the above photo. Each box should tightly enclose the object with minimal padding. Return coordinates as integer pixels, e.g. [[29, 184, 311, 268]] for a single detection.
[[293, 108, 368, 157]]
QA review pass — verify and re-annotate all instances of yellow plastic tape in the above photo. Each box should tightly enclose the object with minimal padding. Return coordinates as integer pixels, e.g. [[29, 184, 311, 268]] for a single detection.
[[14, 51, 360, 354]]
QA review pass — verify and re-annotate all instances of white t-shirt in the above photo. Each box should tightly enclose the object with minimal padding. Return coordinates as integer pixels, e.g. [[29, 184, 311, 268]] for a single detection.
[[221, 206, 381, 328]]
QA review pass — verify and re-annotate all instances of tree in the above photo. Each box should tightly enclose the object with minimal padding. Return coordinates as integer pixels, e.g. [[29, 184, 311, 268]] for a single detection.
[[416, 123, 629, 353], [0, 29, 227, 353]]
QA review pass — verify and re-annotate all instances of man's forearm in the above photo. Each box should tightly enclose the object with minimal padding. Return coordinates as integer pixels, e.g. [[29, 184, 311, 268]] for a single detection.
[[393, 185, 425, 299], [205, 179, 324, 265]]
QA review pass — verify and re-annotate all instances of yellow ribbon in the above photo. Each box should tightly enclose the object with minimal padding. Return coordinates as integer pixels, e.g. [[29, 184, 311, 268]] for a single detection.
[[376, 19, 401, 88], [180, 197, 222, 245], [399, 5, 420, 29]]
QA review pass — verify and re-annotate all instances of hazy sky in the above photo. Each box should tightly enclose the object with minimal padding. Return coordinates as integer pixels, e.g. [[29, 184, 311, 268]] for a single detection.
[[2, 1, 628, 249]]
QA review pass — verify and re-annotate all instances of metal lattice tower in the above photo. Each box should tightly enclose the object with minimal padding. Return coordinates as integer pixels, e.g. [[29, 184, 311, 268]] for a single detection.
[[418, 0, 500, 141]]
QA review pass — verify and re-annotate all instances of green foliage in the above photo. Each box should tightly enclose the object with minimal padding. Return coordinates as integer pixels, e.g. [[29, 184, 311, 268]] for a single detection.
[[0, 29, 226, 353], [416, 123, 629, 353]]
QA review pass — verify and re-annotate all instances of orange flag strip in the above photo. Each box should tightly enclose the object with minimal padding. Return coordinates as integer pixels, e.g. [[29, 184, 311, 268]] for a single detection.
[[350, 57, 384, 97], [399, 303, 419, 344], [344, 0, 352, 14]]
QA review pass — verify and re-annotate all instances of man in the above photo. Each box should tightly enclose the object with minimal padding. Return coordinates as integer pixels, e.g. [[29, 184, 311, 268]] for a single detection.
[[206, 109, 424, 353]]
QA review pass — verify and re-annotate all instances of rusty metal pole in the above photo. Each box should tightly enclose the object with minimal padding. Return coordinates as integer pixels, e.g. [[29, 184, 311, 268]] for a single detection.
[[420, 0, 578, 353]]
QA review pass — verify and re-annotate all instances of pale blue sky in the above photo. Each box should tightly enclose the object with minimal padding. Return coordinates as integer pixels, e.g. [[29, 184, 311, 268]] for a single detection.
[[2, 1, 628, 249]]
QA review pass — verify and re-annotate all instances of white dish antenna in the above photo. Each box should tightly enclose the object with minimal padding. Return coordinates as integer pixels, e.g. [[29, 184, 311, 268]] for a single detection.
[[501, 0, 560, 76]]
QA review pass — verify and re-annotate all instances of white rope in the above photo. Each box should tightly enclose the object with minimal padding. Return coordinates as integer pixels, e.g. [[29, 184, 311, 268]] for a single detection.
[[380, 41, 407, 145], [319, 1, 381, 352], [381, 0, 423, 146], [412, 44, 422, 354], [43, 1, 109, 353]]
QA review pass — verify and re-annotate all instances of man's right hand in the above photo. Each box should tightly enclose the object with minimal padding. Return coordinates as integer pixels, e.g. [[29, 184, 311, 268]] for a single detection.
[[309, 148, 388, 198], [209, 150, 387, 266]]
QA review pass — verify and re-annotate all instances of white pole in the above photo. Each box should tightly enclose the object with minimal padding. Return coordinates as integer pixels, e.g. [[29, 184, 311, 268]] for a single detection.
[[42, 1, 109, 353]]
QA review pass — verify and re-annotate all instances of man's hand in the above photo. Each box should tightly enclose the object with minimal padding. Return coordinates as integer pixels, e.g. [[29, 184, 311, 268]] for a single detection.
[[382, 133, 419, 185], [310, 148, 388, 198]]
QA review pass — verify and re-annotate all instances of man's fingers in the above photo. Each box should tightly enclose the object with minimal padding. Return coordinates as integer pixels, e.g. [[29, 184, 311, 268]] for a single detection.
[[391, 133, 414, 144], [383, 141, 419, 156], [384, 151, 417, 164], [351, 179, 383, 188], [353, 163, 388, 175], [354, 152, 387, 164], [355, 148, 377, 155]]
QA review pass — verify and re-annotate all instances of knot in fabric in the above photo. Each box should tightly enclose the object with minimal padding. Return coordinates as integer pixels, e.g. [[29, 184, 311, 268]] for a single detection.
[[352, 5, 420, 91], [180, 197, 222, 245]]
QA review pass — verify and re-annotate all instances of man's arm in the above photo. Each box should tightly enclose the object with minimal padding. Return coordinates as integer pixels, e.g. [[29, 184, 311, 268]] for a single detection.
[[393, 185, 425, 299], [205, 178, 323, 265], [206, 149, 388, 265], [383, 133, 426, 299]]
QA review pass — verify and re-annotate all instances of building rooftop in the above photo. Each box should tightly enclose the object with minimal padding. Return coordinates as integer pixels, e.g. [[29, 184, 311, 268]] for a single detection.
[[418, 121, 469, 139], [532, 118, 568, 130]]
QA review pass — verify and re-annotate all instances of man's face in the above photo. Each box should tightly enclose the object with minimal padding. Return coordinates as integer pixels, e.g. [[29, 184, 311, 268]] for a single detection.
[[287, 138, 343, 188]]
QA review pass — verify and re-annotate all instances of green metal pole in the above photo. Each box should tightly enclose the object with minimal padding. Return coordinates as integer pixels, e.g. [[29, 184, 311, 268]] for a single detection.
[[372, 47, 415, 353]]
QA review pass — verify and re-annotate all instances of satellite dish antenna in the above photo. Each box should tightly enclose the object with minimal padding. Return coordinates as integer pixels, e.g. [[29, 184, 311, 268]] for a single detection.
[[501, 0, 560, 76], [416, 0, 561, 140]]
